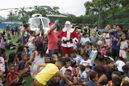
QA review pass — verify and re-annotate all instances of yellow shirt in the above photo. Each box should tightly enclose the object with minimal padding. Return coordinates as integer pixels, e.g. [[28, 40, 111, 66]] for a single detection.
[[35, 63, 59, 85]]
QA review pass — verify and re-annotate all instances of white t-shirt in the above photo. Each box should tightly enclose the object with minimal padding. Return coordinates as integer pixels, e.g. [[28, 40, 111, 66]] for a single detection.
[[115, 60, 125, 72], [73, 55, 83, 65], [120, 40, 128, 50], [60, 66, 72, 75], [80, 37, 91, 44], [80, 59, 92, 66], [80, 71, 87, 80]]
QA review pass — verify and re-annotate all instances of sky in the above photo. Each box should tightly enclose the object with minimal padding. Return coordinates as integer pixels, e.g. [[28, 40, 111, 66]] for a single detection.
[[0, 0, 90, 18]]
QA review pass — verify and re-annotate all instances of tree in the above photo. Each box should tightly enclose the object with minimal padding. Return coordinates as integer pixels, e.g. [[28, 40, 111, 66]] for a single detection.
[[7, 10, 19, 21]]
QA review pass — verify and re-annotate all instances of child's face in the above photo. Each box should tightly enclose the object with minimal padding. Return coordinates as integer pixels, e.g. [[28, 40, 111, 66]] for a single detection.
[[66, 61, 71, 67], [64, 71, 71, 79], [121, 34, 126, 40], [86, 67, 91, 73], [92, 46, 96, 50], [10, 67, 15, 72]]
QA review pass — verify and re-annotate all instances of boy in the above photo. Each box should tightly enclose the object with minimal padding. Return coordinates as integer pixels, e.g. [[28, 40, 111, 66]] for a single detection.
[[59, 69, 72, 86], [86, 71, 97, 86], [34, 60, 72, 86]]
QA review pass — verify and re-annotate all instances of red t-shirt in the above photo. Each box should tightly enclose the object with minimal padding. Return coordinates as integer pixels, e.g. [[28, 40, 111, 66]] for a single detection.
[[6, 71, 19, 86], [48, 30, 59, 50]]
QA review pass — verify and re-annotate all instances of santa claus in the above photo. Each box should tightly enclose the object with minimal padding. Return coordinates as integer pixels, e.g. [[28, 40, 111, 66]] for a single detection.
[[60, 21, 78, 56]]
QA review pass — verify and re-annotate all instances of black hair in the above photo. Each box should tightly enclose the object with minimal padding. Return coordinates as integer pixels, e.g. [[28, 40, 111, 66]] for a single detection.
[[117, 25, 123, 30], [122, 64, 129, 72], [56, 59, 65, 66], [34, 40, 44, 57], [112, 71, 122, 77], [71, 61, 77, 67], [94, 66, 104, 77], [0, 48, 5, 57], [23, 24, 29, 29], [89, 71, 97, 81], [63, 58, 71, 65], [65, 69, 72, 73], [112, 71, 122, 86], [8, 52, 16, 63], [106, 58, 114, 64], [112, 77, 122, 86], [80, 65, 86, 72]]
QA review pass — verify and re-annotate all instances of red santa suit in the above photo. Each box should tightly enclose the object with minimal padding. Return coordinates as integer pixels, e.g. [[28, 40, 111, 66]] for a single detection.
[[60, 21, 78, 56]]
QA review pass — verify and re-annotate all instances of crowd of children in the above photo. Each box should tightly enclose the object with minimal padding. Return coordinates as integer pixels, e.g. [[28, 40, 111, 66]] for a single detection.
[[0, 21, 129, 86]]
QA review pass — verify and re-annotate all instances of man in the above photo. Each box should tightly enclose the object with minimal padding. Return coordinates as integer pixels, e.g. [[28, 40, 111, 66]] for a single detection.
[[60, 21, 78, 56], [34, 60, 72, 86], [111, 25, 123, 59], [47, 20, 59, 56], [20, 23, 30, 47]]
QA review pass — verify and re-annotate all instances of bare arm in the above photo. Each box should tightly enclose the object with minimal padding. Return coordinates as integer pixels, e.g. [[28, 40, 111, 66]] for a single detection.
[[47, 20, 59, 34], [21, 30, 25, 46]]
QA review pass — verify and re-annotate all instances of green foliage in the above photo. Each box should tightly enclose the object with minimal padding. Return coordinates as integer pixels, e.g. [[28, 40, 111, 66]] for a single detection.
[[82, 0, 129, 28]]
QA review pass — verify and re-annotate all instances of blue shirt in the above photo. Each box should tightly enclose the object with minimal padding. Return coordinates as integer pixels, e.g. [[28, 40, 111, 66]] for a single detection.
[[86, 81, 97, 86], [80, 37, 91, 44], [112, 31, 120, 50]]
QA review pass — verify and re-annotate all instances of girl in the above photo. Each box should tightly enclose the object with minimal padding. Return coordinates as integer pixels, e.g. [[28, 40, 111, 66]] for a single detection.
[[29, 41, 45, 78], [27, 31, 36, 58], [100, 40, 108, 56], [89, 44, 98, 65], [119, 33, 128, 60]]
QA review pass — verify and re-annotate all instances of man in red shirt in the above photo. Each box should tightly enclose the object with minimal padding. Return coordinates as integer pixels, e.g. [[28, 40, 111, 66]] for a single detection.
[[47, 21, 59, 56]]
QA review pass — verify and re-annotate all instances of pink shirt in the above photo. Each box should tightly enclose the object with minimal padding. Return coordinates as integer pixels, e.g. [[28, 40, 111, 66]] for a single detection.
[[48, 30, 59, 50]]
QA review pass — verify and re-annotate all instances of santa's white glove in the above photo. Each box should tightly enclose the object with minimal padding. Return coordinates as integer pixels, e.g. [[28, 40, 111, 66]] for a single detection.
[[62, 37, 67, 42]]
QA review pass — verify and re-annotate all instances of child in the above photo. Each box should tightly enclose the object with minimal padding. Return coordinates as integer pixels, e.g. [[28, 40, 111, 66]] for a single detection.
[[27, 31, 36, 58], [119, 33, 128, 60], [30, 55, 45, 78], [89, 44, 98, 65], [59, 69, 73, 86], [86, 71, 97, 86], [100, 40, 108, 56], [60, 58, 72, 75], [29, 41, 46, 78], [80, 53, 92, 67], [34, 60, 72, 86], [6, 65, 20, 86]]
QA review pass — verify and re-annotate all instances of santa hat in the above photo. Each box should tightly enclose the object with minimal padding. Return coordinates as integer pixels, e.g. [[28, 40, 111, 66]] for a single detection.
[[49, 22, 55, 26], [65, 21, 72, 28], [65, 21, 71, 25]]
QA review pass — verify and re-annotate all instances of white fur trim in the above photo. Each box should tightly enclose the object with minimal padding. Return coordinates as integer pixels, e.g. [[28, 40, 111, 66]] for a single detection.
[[61, 42, 74, 48], [61, 37, 67, 41], [73, 38, 78, 44], [62, 28, 74, 32]]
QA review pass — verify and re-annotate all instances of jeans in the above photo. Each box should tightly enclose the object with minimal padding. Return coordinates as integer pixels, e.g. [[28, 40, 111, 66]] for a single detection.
[[48, 49, 58, 56]]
